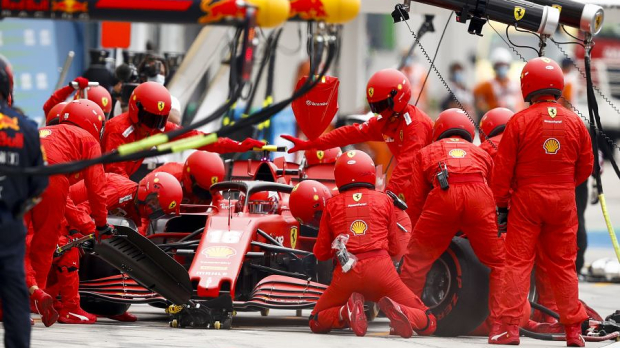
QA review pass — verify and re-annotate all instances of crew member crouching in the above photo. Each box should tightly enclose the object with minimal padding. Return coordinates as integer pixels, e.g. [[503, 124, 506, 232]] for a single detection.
[[309, 150, 435, 337]]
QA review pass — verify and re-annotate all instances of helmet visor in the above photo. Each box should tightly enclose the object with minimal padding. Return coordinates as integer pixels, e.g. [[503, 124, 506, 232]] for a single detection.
[[139, 192, 165, 220], [191, 176, 213, 202], [368, 98, 391, 115], [137, 104, 168, 130]]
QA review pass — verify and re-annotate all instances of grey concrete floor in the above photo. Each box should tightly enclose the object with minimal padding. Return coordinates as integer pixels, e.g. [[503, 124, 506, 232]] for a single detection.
[[11, 280, 616, 348], [10, 161, 620, 347]]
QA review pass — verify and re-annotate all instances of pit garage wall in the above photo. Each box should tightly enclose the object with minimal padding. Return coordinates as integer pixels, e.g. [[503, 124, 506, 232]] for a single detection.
[[0, 18, 86, 123], [126, 4, 483, 122]]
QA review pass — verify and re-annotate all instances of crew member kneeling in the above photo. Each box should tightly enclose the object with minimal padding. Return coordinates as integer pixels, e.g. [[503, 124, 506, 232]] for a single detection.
[[489, 57, 593, 347], [309, 150, 435, 338]]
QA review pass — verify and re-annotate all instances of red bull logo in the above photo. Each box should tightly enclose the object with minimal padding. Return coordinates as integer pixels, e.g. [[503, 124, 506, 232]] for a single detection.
[[2, 0, 50, 11], [0, 114, 20, 131], [290, 0, 328, 20], [198, 0, 244, 24], [51, 0, 87, 13]]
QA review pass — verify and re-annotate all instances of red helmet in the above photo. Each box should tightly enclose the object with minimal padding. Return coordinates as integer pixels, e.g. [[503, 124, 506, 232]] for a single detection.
[[334, 150, 376, 191], [248, 191, 279, 214], [432, 108, 475, 142], [479, 107, 514, 142], [0, 54, 13, 104], [86, 86, 113, 116], [182, 151, 225, 201], [59, 99, 106, 141], [366, 69, 411, 118], [128, 81, 171, 131], [304, 147, 342, 166], [137, 172, 183, 219], [46, 102, 68, 126], [289, 180, 332, 227], [520, 57, 564, 103]]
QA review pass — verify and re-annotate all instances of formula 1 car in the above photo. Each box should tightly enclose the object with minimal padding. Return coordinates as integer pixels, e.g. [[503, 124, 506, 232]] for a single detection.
[[78, 148, 491, 335]]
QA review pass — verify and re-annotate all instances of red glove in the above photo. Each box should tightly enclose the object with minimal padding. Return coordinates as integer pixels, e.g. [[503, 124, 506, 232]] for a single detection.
[[72, 77, 89, 90], [280, 135, 312, 153], [238, 138, 266, 152]]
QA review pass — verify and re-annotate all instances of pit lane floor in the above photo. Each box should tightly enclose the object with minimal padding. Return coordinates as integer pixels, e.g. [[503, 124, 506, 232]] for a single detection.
[[13, 281, 617, 348]]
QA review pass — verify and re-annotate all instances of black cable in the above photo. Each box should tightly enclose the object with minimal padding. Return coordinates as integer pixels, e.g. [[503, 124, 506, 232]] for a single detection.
[[242, 30, 278, 116], [488, 21, 620, 156], [585, 51, 620, 181], [398, 8, 497, 150], [219, 35, 337, 137], [506, 25, 541, 56], [530, 301, 560, 320], [0, 24, 337, 177], [415, 13, 451, 107], [551, 39, 620, 148]]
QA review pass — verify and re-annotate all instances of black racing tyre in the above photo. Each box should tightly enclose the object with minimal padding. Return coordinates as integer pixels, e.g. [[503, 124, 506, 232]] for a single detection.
[[421, 237, 490, 337], [364, 301, 379, 322], [79, 253, 131, 316]]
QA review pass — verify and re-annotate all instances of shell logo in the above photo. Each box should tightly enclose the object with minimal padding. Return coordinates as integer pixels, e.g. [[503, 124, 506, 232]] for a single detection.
[[350, 220, 368, 235], [39, 129, 52, 138], [202, 246, 237, 259], [543, 138, 560, 154], [449, 149, 467, 158]]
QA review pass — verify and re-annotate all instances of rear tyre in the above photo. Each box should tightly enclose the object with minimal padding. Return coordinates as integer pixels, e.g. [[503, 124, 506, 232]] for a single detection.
[[422, 237, 490, 337], [365, 301, 379, 322]]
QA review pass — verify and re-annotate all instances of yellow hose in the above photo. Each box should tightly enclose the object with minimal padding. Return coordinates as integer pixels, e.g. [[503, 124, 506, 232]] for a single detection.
[[598, 194, 620, 262]]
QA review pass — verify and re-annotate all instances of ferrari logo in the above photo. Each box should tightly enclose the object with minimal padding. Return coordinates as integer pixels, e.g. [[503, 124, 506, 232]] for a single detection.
[[399, 130, 404, 141], [292, 183, 299, 192], [514, 6, 525, 21], [290, 226, 298, 249], [353, 193, 362, 202], [102, 97, 109, 107], [350, 220, 368, 236], [595, 13, 603, 32], [157, 101, 165, 112], [347, 151, 355, 158], [368, 87, 374, 98], [541, 57, 551, 63], [552, 4, 562, 13], [543, 138, 560, 154], [313, 194, 319, 201], [316, 150, 324, 161], [548, 107, 557, 118], [398, 193, 406, 202], [211, 176, 218, 185], [169, 201, 177, 210]]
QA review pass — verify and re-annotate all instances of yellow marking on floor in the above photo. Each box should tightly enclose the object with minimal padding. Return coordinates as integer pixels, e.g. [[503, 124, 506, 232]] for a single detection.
[[367, 331, 390, 336], [593, 283, 611, 287]]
